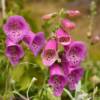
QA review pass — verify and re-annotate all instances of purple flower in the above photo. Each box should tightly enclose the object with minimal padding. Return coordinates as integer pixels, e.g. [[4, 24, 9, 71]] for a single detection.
[[5, 39, 24, 65], [30, 32, 45, 56], [3, 15, 30, 43], [67, 66, 84, 90], [56, 28, 71, 45], [48, 64, 66, 96], [41, 39, 58, 66], [65, 41, 87, 66], [61, 19, 76, 31], [23, 32, 45, 56]]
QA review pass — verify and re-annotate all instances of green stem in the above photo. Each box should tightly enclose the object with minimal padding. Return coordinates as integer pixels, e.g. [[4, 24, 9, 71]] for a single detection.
[[20, 62, 37, 67], [3, 61, 11, 99], [4, 62, 9, 94], [1, 0, 6, 18], [84, 69, 89, 91], [12, 81, 28, 100], [64, 88, 74, 100], [26, 77, 37, 100], [39, 70, 48, 99], [13, 91, 27, 100]]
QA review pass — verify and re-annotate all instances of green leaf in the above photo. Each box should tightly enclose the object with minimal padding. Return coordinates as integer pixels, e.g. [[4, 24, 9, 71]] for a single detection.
[[19, 75, 31, 90], [10, 65, 25, 82]]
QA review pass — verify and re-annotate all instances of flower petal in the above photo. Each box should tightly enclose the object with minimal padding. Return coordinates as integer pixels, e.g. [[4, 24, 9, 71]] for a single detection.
[[48, 64, 66, 96], [30, 32, 45, 56], [56, 28, 71, 45], [41, 39, 58, 66], [3, 15, 30, 43]]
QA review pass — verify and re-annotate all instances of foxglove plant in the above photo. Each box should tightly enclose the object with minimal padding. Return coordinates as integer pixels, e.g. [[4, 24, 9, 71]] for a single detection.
[[3, 16, 46, 65], [42, 9, 87, 97], [3, 9, 87, 98], [47, 39, 86, 96]]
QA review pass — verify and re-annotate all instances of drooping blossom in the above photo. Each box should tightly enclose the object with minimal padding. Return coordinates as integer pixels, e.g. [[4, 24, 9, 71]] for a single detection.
[[60, 52, 84, 90], [23, 31, 45, 56], [48, 64, 66, 96], [41, 38, 58, 66], [65, 41, 87, 66], [5, 39, 24, 65], [61, 19, 76, 31], [30, 32, 46, 56], [66, 10, 80, 17], [3, 15, 30, 43], [56, 28, 71, 45], [67, 66, 84, 90]]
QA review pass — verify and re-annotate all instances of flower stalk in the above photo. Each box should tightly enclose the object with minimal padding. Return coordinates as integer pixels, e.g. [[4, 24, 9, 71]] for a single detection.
[[64, 88, 74, 100], [26, 77, 37, 100], [1, 0, 6, 18]]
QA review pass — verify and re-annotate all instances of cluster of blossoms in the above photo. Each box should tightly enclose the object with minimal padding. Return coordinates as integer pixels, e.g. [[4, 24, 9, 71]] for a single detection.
[[42, 10, 87, 96], [3, 16, 45, 65], [3, 10, 87, 97]]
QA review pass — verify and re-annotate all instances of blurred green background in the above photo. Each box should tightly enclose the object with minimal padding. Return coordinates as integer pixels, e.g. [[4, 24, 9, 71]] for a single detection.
[[0, 0, 100, 100]]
